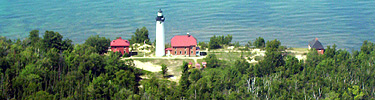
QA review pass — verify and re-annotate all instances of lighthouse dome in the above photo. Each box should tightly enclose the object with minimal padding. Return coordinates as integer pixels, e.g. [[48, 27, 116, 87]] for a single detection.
[[157, 9, 163, 16], [156, 9, 165, 21]]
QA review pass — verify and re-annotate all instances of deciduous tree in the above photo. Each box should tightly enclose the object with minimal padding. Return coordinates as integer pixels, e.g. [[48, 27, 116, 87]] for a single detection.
[[129, 27, 150, 44], [85, 35, 110, 55]]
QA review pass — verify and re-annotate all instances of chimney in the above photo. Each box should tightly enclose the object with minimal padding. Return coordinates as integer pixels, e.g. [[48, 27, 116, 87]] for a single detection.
[[315, 38, 318, 41], [187, 33, 190, 37]]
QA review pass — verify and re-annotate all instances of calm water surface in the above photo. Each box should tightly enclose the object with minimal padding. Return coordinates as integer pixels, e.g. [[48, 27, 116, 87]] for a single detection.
[[1, 0, 374, 50]]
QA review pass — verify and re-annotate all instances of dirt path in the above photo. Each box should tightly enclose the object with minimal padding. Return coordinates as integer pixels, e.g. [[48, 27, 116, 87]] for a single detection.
[[123, 56, 206, 60]]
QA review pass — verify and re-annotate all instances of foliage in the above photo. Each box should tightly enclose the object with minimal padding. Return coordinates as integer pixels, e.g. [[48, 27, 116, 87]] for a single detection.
[[26, 91, 54, 100], [0, 30, 141, 99], [2, 30, 375, 99], [165, 43, 171, 48], [203, 54, 220, 68], [140, 77, 179, 99], [233, 41, 240, 48], [254, 56, 263, 61], [281, 55, 303, 78], [129, 27, 151, 44], [179, 62, 190, 98], [84, 35, 110, 55], [181, 62, 189, 73], [161, 64, 168, 77], [42, 30, 73, 51], [255, 39, 284, 76], [209, 35, 221, 49], [28, 30, 40, 46], [123, 52, 130, 57], [208, 35, 233, 49], [189, 69, 201, 82], [245, 40, 252, 49], [198, 42, 208, 50], [253, 37, 265, 48]]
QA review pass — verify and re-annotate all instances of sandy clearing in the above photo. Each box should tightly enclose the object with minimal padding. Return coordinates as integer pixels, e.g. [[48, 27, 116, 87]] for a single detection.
[[295, 55, 307, 60], [133, 60, 181, 82], [125, 56, 205, 83], [133, 60, 162, 72]]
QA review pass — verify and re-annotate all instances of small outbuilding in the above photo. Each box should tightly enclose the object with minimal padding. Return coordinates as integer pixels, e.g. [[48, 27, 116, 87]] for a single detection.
[[308, 38, 325, 54], [195, 63, 201, 69], [188, 62, 193, 69], [165, 48, 173, 56], [110, 37, 130, 55], [202, 62, 207, 68]]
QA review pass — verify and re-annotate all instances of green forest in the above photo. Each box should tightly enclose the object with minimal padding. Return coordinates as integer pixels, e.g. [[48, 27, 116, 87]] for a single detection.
[[1, 30, 375, 99]]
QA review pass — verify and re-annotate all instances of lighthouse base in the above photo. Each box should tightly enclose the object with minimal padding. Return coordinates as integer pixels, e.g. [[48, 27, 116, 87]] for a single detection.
[[155, 21, 165, 57]]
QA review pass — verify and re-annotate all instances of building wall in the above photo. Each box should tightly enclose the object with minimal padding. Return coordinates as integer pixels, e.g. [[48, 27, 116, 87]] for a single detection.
[[171, 46, 196, 56], [111, 46, 129, 55], [317, 49, 324, 54], [309, 45, 325, 54]]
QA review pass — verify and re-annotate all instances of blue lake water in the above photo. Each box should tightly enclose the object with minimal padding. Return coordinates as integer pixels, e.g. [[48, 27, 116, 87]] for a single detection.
[[0, 0, 374, 50]]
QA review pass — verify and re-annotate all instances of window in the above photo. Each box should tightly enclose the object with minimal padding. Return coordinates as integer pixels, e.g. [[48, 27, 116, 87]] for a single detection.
[[191, 47, 194, 49], [174, 48, 177, 50], [179, 51, 182, 55], [185, 51, 187, 54], [185, 47, 187, 50], [175, 51, 177, 54], [114, 47, 117, 49], [191, 50, 194, 54]]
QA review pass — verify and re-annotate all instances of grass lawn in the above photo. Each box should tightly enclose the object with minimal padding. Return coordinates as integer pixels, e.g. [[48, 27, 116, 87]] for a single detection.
[[209, 51, 253, 64], [131, 51, 154, 57], [289, 48, 309, 52], [287, 48, 309, 55], [136, 58, 194, 67]]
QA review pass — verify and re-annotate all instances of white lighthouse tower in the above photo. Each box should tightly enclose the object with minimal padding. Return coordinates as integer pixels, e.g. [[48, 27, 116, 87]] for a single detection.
[[155, 9, 165, 57]]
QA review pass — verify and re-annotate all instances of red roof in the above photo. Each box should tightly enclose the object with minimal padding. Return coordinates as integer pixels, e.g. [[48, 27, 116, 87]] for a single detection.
[[110, 37, 130, 47], [165, 48, 173, 51], [171, 35, 197, 47]]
